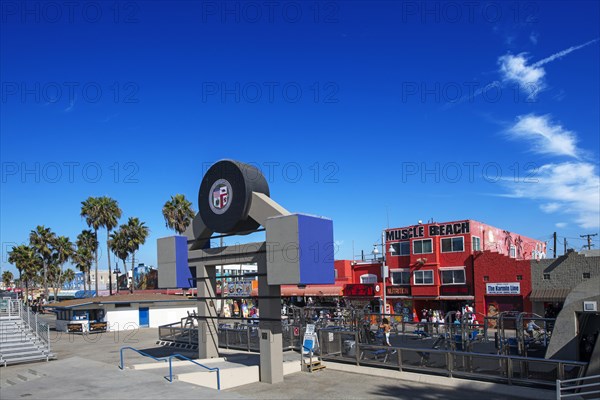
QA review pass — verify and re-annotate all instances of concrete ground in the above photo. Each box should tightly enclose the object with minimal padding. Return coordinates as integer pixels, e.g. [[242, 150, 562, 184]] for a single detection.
[[0, 315, 555, 400]]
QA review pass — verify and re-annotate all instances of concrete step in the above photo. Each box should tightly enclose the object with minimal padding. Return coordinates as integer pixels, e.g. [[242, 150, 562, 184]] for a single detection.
[[1, 353, 54, 366], [1, 348, 50, 359], [1, 345, 44, 355]]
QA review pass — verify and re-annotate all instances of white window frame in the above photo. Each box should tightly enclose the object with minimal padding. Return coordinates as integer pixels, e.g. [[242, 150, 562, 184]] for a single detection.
[[439, 267, 466, 285], [390, 268, 410, 286], [360, 274, 378, 284], [440, 236, 464, 253], [390, 241, 410, 256], [413, 239, 433, 255], [472, 236, 481, 251], [510, 245, 516, 258], [414, 270, 434, 285]]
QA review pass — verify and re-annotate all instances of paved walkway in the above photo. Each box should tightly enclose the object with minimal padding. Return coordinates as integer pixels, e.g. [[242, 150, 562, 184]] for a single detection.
[[1, 323, 555, 400]]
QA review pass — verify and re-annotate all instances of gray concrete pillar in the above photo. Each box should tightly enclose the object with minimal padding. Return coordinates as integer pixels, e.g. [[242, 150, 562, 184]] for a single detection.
[[258, 258, 283, 384], [197, 264, 219, 359]]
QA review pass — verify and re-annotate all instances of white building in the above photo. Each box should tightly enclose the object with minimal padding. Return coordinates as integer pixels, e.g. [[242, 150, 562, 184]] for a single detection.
[[51, 293, 197, 332]]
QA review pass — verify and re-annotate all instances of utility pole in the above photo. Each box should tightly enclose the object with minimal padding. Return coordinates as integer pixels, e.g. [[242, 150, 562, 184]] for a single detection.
[[580, 234, 597, 250], [564, 238, 567, 255], [553, 232, 557, 258]]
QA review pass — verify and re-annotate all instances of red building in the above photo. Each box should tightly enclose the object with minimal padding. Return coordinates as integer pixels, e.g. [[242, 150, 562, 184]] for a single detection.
[[382, 219, 545, 321]]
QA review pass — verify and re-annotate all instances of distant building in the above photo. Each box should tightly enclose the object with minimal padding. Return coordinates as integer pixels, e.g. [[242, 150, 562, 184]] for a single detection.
[[530, 249, 600, 317]]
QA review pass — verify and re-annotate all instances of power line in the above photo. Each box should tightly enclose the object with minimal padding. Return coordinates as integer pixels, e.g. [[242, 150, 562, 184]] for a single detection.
[[580, 233, 598, 250]]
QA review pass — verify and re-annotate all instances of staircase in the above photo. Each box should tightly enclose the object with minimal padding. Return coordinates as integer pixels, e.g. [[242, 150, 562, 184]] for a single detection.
[[0, 299, 54, 367]]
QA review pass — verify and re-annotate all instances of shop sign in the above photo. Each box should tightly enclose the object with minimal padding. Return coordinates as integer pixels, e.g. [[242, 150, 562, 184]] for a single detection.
[[386, 222, 470, 241], [223, 280, 253, 297], [344, 284, 375, 297], [386, 286, 411, 296], [486, 282, 520, 295], [440, 285, 469, 295]]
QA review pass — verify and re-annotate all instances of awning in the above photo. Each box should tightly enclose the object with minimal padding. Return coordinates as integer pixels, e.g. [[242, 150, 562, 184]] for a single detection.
[[529, 288, 571, 302], [251, 285, 343, 297]]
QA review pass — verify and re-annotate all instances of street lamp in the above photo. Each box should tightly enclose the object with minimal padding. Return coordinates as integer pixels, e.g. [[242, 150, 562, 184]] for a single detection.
[[113, 263, 121, 294], [373, 234, 396, 316]]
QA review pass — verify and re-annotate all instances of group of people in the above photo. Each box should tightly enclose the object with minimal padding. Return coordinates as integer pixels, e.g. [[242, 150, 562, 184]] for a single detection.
[[28, 296, 47, 313]]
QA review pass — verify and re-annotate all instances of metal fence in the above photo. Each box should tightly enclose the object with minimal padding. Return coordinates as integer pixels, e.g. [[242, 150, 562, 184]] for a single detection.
[[2, 299, 50, 352], [556, 374, 600, 399], [316, 328, 587, 389]]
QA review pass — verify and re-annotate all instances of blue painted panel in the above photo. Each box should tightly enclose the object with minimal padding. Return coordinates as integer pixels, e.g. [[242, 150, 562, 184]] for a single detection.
[[139, 307, 149, 327], [297, 214, 335, 285]]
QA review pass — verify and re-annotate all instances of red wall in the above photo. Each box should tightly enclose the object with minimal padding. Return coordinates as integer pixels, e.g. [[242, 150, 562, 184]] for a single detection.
[[473, 250, 532, 317]]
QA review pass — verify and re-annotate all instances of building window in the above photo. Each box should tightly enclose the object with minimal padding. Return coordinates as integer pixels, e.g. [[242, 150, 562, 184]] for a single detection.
[[390, 269, 410, 285], [510, 245, 516, 258], [413, 239, 433, 254], [483, 275, 489, 282], [516, 275, 523, 281], [441, 236, 464, 253], [543, 273, 550, 280], [390, 241, 410, 256], [472, 236, 481, 251], [360, 274, 378, 284], [583, 272, 591, 279], [414, 270, 434, 285], [440, 268, 466, 285], [334, 269, 338, 279]]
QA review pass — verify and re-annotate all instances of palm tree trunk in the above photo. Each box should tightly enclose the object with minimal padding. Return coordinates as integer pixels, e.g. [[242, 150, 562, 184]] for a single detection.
[[130, 253, 135, 293], [43, 261, 48, 301], [107, 228, 112, 295], [94, 230, 99, 296]]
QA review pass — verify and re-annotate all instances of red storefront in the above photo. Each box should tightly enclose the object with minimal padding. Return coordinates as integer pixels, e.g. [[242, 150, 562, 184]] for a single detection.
[[384, 219, 545, 321]]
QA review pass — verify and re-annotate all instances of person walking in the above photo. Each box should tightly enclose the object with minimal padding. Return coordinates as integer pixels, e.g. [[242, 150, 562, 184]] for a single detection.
[[380, 318, 392, 346]]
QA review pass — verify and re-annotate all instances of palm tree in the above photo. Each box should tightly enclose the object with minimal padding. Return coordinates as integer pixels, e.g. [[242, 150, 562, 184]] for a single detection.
[[76, 230, 98, 291], [2, 270, 13, 289], [60, 268, 76, 291], [95, 196, 122, 295], [109, 227, 130, 293], [125, 217, 150, 287], [7, 245, 42, 305], [81, 197, 102, 296], [72, 245, 94, 292], [49, 236, 74, 300], [29, 226, 56, 300], [162, 194, 195, 235]]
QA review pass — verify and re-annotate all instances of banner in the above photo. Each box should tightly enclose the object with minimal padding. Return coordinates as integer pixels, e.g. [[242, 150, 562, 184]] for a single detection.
[[486, 282, 520, 295]]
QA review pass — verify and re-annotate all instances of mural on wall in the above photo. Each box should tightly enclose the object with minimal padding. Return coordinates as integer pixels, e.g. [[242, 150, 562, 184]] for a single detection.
[[134, 265, 158, 290]]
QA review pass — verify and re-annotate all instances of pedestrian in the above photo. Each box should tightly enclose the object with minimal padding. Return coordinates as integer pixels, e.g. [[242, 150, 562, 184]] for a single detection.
[[380, 317, 392, 346]]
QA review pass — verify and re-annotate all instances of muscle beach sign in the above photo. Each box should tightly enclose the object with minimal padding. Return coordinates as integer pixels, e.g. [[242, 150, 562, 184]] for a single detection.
[[386, 221, 470, 241]]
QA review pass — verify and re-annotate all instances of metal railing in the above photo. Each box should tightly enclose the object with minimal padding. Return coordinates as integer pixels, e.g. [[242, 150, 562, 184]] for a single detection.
[[159, 319, 303, 352], [556, 374, 600, 399], [119, 346, 221, 389], [316, 328, 588, 389], [2, 299, 50, 352]]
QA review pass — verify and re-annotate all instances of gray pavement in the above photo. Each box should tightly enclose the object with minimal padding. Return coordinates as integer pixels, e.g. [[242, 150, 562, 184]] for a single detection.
[[0, 315, 555, 399]]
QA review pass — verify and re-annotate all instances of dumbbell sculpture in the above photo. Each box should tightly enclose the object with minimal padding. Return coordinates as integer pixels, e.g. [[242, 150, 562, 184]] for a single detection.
[[189, 159, 335, 286]]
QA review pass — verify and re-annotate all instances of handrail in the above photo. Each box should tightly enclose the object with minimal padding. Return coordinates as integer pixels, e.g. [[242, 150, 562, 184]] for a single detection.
[[556, 374, 600, 399], [168, 353, 221, 390], [119, 347, 221, 389]]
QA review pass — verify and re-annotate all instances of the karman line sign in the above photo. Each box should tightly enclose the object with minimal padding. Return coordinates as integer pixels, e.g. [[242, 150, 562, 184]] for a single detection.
[[486, 282, 520, 295]]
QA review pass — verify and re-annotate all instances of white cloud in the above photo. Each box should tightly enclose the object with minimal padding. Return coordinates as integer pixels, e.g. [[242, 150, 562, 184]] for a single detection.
[[555, 222, 567, 228], [529, 32, 539, 45], [498, 38, 599, 99], [498, 53, 545, 98], [505, 162, 600, 229], [508, 114, 579, 158]]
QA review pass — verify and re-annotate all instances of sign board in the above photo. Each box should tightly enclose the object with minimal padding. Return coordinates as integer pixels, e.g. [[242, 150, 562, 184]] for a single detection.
[[583, 301, 598, 312], [386, 286, 411, 296], [344, 284, 375, 297], [328, 332, 334, 342], [440, 285, 469, 295], [486, 282, 520, 295], [302, 333, 318, 355], [68, 323, 83, 333], [293, 326, 300, 336], [305, 324, 315, 335]]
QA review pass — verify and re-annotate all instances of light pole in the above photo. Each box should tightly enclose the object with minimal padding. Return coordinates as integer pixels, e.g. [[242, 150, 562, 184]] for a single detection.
[[373, 232, 396, 316], [113, 263, 121, 294]]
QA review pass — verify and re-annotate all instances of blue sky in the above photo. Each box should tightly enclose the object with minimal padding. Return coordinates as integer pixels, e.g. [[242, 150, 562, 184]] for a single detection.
[[1, 1, 599, 275]]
